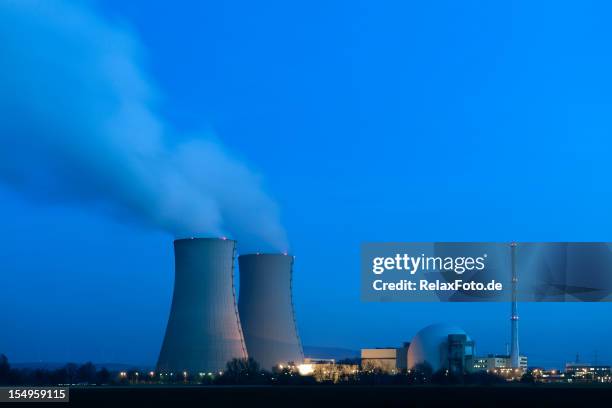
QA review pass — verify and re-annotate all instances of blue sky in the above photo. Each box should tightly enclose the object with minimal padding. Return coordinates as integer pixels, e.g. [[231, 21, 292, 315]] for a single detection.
[[1, 0, 612, 368]]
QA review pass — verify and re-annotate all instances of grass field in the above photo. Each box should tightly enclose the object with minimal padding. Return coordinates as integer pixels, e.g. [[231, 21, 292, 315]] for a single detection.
[[63, 384, 612, 407]]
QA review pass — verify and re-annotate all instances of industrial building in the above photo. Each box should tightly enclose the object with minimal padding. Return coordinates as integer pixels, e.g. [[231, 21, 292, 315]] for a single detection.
[[470, 354, 528, 372], [157, 238, 247, 374], [565, 362, 612, 382], [361, 326, 477, 375], [361, 348, 397, 373], [531, 368, 566, 383], [238, 253, 304, 370], [299, 358, 359, 382], [361, 342, 409, 373]]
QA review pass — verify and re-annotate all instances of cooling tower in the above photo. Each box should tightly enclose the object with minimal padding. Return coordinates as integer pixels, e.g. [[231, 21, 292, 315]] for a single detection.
[[157, 238, 247, 374], [238, 253, 303, 370]]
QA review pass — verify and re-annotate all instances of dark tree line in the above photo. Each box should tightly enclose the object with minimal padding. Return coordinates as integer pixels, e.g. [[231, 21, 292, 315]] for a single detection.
[[215, 358, 506, 386], [354, 361, 506, 386], [0, 353, 509, 386], [0, 354, 111, 386], [213, 358, 316, 385]]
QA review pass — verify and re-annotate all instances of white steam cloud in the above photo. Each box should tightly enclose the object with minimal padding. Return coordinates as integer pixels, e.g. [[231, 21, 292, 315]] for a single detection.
[[0, 1, 287, 251]]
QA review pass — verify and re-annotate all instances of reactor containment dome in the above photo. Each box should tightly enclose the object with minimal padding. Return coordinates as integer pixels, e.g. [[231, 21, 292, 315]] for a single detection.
[[157, 238, 247, 374], [407, 324, 473, 373], [238, 253, 304, 370]]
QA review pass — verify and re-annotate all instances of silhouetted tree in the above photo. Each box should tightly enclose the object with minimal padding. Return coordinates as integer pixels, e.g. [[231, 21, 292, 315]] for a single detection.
[[218, 357, 267, 385], [356, 362, 397, 385], [54, 363, 78, 385], [269, 362, 314, 385], [431, 369, 462, 385], [520, 371, 535, 384], [0, 354, 10, 385], [407, 362, 432, 384], [96, 367, 111, 385], [76, 362, 97, 384], [30, 369, 50, 385], [0, 358, 128, 386]]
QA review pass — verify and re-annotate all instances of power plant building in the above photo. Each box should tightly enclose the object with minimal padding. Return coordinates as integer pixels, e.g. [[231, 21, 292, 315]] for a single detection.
[[565, 363, 611, 382], [361, 342, 409, 373], [238, 253, 304, 370], [157, 238, 247, 374], [470, 354, 528, 372]]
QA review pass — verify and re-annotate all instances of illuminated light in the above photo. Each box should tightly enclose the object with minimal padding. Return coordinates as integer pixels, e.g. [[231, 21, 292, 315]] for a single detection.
[[149, 371, 155, 376], [298, 364, 314, 376], [183, 371, 188, 377]]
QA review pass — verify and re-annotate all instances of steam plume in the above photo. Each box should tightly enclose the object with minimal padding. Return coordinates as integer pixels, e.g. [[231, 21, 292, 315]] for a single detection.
[[0, 1, 287, 251]]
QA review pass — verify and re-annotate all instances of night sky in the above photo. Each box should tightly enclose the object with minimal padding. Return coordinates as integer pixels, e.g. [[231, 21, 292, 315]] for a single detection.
[[2, 1, 612, 369]]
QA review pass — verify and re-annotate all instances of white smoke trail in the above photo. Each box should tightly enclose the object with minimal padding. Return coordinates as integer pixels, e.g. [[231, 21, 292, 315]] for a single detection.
[[0, 0, 287, 251]]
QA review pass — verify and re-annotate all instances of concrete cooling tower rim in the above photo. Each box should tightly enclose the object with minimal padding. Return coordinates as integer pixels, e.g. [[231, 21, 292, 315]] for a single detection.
[[239, 253, 294, 257], [174, 237, 234, 242]]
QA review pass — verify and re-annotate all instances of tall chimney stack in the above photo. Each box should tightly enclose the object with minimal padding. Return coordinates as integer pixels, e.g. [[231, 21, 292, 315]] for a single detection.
[[509, 242, 520, 368]]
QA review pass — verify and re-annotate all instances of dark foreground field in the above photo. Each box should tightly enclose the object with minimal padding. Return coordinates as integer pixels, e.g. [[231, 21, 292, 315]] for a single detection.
[[41, 384, 612, 407]]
